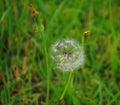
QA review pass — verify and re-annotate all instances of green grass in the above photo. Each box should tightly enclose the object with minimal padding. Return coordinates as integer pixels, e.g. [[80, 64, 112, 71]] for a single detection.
[[0, 0, 120, 105]]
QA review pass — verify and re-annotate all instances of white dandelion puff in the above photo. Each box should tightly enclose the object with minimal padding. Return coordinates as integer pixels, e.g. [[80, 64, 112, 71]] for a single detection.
[[51, 39, 84, 72]]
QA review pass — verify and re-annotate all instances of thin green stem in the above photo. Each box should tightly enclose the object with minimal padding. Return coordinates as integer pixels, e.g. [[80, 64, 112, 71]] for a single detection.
[[82, 37, 84, 46], [45, 47, 50, 105], [33, 13, 50, 105], [59, 70, 74, 100]]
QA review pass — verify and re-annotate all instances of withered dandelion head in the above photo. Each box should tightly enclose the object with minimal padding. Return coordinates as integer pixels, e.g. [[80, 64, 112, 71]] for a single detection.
[[51, 39, 84, 72]]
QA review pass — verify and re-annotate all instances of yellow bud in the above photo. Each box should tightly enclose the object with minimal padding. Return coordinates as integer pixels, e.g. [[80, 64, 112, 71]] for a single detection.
[[83, 30, 90, 36]]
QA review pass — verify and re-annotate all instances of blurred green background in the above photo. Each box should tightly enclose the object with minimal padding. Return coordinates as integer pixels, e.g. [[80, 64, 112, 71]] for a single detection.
[[0, 0, 120, 105]]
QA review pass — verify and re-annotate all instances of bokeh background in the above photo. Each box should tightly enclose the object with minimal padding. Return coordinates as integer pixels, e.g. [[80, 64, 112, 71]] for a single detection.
[[0, 0, 120, 105]]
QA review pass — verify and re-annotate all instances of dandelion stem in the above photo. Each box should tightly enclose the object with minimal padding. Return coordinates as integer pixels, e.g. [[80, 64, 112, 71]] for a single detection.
[[59, 70, 74, 100]]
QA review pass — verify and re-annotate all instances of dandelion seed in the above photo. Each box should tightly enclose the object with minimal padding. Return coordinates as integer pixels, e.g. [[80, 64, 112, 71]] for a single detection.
[[51, 39, 84, 72]]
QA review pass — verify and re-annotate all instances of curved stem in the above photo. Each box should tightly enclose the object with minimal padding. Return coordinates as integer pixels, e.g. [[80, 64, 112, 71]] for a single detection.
[[59, 70, 74, 100]]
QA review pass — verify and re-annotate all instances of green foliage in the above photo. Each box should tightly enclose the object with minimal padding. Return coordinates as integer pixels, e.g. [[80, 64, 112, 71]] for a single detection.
[[0, 0, 120, 105]]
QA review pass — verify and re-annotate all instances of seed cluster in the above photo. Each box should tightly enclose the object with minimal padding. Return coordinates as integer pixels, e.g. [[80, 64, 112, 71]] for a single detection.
[[51, 39, 84, 72]]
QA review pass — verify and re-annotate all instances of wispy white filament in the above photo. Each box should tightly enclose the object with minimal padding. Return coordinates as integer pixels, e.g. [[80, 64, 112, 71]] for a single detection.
[[51, 39, 84, 72]]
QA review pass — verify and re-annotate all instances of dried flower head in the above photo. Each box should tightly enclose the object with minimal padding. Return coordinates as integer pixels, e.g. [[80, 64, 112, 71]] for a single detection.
[[29, 3, 39, 17], [51, 39, 84, 72]]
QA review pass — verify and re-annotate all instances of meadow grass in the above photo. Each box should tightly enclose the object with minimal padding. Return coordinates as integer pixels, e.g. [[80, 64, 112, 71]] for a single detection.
[[0, 0, 120, 105]]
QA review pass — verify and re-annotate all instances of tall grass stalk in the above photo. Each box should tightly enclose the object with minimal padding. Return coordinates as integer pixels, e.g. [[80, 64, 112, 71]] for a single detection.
[[33, 10, 50, 105]]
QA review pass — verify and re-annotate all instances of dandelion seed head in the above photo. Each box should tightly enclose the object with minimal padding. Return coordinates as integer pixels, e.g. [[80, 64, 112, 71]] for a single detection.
[[51, 39, 84, 72]]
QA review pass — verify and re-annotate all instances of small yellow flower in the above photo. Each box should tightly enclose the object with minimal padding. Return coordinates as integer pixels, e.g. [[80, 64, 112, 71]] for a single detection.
[[83, 30, 90, 36]]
